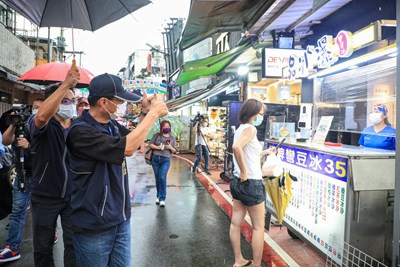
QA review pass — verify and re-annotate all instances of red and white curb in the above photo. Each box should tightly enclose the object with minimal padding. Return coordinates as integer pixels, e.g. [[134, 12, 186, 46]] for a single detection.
[[173, 154, 300, 267]]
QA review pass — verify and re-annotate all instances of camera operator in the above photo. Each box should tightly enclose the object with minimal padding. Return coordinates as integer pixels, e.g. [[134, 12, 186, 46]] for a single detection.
[[191, 116, 212, 175], [0, 98, 43, 263]]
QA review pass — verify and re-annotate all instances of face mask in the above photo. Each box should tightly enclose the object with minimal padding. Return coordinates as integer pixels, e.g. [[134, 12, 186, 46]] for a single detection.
[[369, 112, 383, 125], [104, 99, 124, 120], [253, 114, 263, 127], [32, 109, 38, 115], [162, 128, 171, 134], [57, 104, 75, 120]]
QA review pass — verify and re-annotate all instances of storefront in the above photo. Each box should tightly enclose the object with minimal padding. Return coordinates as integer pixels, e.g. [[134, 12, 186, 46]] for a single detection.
[[263, 18, 397, 265]]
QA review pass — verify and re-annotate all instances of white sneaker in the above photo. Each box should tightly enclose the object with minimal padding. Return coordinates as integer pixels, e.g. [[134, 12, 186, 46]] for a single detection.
[[159, 201, 165, 207], [156, 198, 160, 205]]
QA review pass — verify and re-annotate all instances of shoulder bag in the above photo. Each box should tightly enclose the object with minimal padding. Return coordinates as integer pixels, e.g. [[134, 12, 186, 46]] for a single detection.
[[144, 134, 159, 165]]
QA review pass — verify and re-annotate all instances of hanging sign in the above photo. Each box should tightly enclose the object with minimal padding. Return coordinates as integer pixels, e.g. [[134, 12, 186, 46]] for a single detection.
[[287, 22, 381, 79], [262, 48, 306, 78], [278, 85, 291, 100], [124, 79, 167, 94]]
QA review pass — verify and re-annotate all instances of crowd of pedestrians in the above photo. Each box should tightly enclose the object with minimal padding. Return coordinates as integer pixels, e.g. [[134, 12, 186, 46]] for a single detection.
[[0, 65, 268, 267], [0, 66, 168, 266]]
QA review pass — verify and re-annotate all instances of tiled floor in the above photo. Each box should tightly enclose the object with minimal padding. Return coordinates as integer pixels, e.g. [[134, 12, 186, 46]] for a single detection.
[[175, 153, 326, 267]]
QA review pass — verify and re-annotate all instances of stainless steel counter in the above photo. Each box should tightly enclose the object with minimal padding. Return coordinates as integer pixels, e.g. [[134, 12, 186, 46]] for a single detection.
[[264, 139, 395, 265]]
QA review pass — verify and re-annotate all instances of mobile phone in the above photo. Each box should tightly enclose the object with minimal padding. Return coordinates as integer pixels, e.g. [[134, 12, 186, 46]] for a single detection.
[[275, 138, 286, 154], [166, 140, 170, 145]]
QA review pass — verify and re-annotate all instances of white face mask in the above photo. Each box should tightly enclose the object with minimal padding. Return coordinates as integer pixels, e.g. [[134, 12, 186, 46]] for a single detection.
[[57, 104, 75, 120], [369, 112, 383, 125], [104, 99, 124, 120], [32, 109, 38, 115]]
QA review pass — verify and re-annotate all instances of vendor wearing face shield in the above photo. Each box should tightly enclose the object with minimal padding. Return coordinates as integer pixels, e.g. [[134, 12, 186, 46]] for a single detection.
[[358, 104, 396, 150]]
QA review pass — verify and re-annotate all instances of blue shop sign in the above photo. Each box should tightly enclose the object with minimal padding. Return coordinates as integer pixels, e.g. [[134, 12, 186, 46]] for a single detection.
[[267, 143, 348, 182]]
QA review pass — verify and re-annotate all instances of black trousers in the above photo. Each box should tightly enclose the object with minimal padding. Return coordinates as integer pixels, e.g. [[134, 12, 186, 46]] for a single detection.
[[31, 194, 76, 267]]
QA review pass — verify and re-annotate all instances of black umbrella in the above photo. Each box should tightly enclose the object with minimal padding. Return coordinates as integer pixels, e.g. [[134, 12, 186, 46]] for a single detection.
[[2, 0, 151, 31], [2, 0, 151, 64]]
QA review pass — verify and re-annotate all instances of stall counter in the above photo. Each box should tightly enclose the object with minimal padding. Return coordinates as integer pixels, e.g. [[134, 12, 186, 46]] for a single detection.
[[264, 139, 395, 265]]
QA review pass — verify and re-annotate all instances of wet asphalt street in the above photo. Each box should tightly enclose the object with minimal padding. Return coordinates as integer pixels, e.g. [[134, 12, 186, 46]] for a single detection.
[[0, 151, 256, 266]]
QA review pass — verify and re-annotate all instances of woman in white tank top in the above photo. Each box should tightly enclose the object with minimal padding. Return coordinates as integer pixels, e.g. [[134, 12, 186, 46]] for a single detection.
[[229, 99, 268, 267]]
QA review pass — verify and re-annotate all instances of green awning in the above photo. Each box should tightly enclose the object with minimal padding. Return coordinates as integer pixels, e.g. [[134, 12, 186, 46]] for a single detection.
[[166, 77, 238, 111], [175, 42, 250, 86]]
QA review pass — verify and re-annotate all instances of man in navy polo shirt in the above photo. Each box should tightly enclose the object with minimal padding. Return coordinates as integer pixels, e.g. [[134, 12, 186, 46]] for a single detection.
[[66, 73, 168, 267], [28, 67, 80, 266]]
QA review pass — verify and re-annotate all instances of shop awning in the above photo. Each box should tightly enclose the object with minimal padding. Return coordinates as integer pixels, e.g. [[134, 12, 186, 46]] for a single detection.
[[175, 42, 250, 86], [0, 66, 43, 92], [166, 76, 238, 111], [179, 0, 275, 51]]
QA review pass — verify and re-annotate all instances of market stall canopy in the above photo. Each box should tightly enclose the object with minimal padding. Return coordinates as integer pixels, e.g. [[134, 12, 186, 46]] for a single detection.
[[2, 0, 151, 31], [166, 76, 238, 111], [179, 0, 275, 51], [0, 66, 44, 92], [175, 42, 251, 86]]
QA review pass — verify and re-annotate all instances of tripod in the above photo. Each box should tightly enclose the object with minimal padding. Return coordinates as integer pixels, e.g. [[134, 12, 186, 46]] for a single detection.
[[15, 124, 27, 192]]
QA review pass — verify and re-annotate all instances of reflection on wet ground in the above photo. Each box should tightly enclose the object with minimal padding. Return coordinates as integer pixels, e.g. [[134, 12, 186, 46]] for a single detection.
[[0, 151, 257, 266]]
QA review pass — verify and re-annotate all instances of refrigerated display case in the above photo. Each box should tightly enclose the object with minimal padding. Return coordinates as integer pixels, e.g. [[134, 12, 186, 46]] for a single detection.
[[264, 139, 395, 265]]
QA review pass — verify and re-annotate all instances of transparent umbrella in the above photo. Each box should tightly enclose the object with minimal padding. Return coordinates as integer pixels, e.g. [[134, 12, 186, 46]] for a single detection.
[[146, 116, 186, 140]]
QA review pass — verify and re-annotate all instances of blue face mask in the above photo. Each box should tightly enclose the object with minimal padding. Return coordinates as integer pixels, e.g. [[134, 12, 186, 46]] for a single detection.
[[253, 114, 264, 127]]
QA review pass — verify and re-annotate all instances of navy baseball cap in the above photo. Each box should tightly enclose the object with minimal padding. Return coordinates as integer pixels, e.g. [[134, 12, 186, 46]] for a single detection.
[[88, 73, 142, 102]]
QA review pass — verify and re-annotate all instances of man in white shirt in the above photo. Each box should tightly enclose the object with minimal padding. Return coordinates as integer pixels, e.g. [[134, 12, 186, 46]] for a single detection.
[[192, 118, 211, 175]]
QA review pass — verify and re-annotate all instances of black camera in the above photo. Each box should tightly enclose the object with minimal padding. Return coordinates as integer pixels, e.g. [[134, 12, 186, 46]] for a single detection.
[[191, 112, 205, 125], [4, 105, 32, 126]]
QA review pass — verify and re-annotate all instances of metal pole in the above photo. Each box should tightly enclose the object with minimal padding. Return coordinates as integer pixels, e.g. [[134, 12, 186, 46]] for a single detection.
[[127, 54, 131, 80], [35, 25, 39, 66], [162, 32, 169, 80], [243, 75, 248, 101], [47, 27, 51, 63], [169, 20, 177, 71], [392, 1, 400, 266], [165, 28, 174, 76]]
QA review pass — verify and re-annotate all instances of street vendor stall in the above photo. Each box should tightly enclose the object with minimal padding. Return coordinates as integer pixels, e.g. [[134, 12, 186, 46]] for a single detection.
[[264, 139, 395, 265]]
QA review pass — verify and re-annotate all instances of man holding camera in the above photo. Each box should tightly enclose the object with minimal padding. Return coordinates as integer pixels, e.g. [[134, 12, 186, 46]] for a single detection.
[[192, 117, 212, 175], [0, 98, 43, 263]]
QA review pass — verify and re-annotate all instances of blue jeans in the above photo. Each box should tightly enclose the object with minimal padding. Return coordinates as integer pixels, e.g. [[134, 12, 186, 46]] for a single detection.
[[6, 176, 31, 250], [73, 219, 131, 267], [151, 155, 170, 201], [193, 145, 209, 171]]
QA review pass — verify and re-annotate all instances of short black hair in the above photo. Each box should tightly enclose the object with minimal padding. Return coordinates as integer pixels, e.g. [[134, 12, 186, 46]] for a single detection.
[[44, 83, 74, 99], [238, 99, 266, 124], [87, 95, 114, 106]]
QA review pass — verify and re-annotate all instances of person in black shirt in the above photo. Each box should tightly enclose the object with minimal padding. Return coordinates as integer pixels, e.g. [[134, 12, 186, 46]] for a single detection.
[[28, 67, 80, 267], [0, 99, 43, 263], [66, 73, 168, 267]]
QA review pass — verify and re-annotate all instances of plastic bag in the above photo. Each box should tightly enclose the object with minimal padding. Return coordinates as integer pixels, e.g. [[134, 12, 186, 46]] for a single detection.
[[262, 153, 283, 177]]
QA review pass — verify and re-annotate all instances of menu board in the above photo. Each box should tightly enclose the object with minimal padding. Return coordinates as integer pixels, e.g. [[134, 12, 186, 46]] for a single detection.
[[265, 142, 347, 264], [312, 116, 334, 145]]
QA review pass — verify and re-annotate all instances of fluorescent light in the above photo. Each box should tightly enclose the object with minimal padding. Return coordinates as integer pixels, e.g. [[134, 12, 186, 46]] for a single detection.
[[237, 65, 249, 76], [347, 65, 359, 70], [308, 44, 397, 79]]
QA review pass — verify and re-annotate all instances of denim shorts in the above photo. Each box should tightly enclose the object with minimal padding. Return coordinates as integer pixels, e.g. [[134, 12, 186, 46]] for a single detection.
[[230, 176, 266, 206]]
